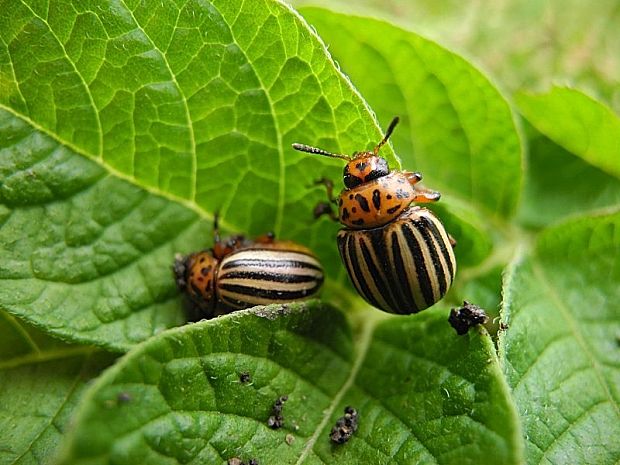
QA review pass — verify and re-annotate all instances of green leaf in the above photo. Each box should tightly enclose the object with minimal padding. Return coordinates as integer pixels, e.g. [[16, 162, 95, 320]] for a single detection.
[[0, 109, 208, 351], [293, 0, 620, 112], [499, 211, 620, 464], [0, 0, 394, 349], [0, 310, 115, 465], [517, 125, 620, 229], [517, 87, 620, 179], [60, 301, 523, 465], [298, 7, 523, 223]]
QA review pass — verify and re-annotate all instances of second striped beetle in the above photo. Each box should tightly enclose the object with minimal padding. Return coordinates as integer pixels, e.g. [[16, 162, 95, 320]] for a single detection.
[[293, 117, 456, 314], [173, 217, 324, 318]]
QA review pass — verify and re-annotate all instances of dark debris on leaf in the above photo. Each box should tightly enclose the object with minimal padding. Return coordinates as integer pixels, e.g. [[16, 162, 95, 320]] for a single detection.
[[330, 406, 358, 444], [116, 392, 132, 403], [239, 371, 251, 383], [267, 395, 288, 429], [228, 459, 259, 465], [448, 301, 489, 335]]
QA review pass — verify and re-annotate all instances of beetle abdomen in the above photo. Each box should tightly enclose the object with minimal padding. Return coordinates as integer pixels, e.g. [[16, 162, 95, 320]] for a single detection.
[[337, 207, 456, 314], [217, 248, 324, 310]]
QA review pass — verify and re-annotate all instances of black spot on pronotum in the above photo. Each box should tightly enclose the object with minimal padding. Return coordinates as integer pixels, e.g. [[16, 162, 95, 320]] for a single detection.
[[354, 193, 370, 212], [372, 189, 381, 209], [330, 406, 358, 444], [387, 205, 401, 214], [448, 301, 489, 335], [200, 266, 211, 276], [342, 208, 350, 221], [267, 395, 288, 429], [352, 218, 365, 226], [387, 194, 393, 200]]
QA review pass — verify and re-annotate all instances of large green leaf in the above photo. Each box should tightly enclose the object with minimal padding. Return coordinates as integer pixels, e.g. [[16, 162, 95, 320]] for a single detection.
[[299, 8, 523, 223], [499, 211, 620, 464], [0, 109, 207, 351], [0, 310, 115, 465], [517, 87, 620, 180], [0, 0, 396, 349], [59, 301, 523, 465]]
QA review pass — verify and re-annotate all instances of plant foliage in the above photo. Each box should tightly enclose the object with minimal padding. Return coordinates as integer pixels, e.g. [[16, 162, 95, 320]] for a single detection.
[[0, 1, 617, 464]]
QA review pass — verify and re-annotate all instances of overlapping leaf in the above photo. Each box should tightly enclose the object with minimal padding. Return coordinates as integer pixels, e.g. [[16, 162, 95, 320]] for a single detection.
[[517, 87, 620, 179], [60, 302, 523, 465], [0, 310, 115, 465], [499, 211, 620, 464], [517, 126, 620, 229], [293, 0, 620, 112]]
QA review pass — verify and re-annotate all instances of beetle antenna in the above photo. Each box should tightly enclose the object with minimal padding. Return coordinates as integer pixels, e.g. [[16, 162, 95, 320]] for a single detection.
[[213, 212, 221, 245], [373, 116, 400, 155], [292, 143, 350, 161]]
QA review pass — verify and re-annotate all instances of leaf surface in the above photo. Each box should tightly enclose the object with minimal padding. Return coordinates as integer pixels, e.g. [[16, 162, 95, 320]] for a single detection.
[[517, 87, 620, 180], [0, 0, 394, 349], [60, 301, 523, 465], [499, 212, 620, 464], [0, 311, 114, 465], [293, 0, 620, 112], [517, 125, 620, 229]]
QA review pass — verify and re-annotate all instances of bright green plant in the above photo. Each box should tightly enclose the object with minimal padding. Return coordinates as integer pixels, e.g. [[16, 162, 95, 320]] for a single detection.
[[0, 1, 618, 464]]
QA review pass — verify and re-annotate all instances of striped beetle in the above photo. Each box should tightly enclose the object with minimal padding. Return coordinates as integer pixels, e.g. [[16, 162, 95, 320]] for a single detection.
[[293, 117, 456, 314], [173, 217, 324, 317]]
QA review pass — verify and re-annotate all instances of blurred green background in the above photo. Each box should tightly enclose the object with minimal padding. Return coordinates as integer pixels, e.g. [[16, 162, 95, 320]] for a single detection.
[[293, 0, 620, 111]]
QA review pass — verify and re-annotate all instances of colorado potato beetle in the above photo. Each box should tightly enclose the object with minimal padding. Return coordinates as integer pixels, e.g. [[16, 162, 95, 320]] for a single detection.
[[293, 117, 456, 315], [173, 218, 324, 317]]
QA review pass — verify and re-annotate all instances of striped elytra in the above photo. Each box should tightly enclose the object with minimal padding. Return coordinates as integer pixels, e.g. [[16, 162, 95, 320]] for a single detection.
[[174, 236, 324, 317], [217, 247, 324, 311], [337, 206, 456, 314]]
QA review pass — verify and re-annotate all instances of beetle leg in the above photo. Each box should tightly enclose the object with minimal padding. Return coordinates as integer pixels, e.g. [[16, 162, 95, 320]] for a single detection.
[[404, 171, 423, 186], [448, 233, 457, 249], [412, 186, 441, 203], [313, 201, 339, 222], [255, 231, 276, 244], [312, 177, 338, 204], [213, 212, 222, 244]]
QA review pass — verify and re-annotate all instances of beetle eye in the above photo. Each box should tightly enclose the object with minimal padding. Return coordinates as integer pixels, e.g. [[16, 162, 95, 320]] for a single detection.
[[343, 165, 363, 188], [344, 173, 362, 188]]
